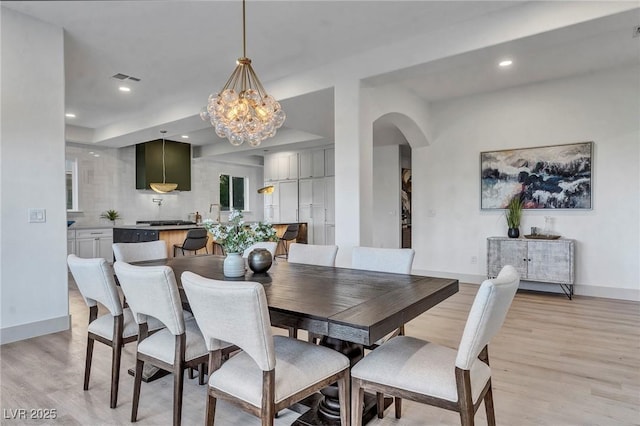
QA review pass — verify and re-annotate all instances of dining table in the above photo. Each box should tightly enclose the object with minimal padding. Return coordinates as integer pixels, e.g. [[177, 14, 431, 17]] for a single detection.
[[131, 254, 459, 425]]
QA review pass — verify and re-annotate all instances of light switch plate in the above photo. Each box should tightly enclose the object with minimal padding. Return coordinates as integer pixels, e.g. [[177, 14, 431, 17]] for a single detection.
[[28, 208, 46, 223]]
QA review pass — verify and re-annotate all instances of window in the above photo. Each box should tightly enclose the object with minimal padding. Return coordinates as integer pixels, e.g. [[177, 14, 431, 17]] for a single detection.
[[219, 174, 247, 211], [66, 158, 79, 211]]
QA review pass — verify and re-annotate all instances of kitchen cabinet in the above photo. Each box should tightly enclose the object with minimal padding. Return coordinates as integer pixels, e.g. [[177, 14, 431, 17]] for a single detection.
[[487, 237, 575, 298], [263, 181, 280, 222], [299, 178, 326, 244], [264, 153, 298, 181], [279, 180, 299, 223], [67, 229, 76, 255], [324, 148, 335, 177], [76, 228, 114, 261], [299, 149, 325, 179]]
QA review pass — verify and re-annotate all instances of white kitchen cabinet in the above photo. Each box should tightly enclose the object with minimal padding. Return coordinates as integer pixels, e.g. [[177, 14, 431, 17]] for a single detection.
[[299, 178, 326, 244], [278, 180, 299, 223], [67, 229, 76, 255], [76, 228, 114, 262], [299, 149, 325, 179], [487, 237, 575, 298], [275, 154, 298, 180], [263, 181, 280, 222], [324, 148, 335, 177], [324, 177, 335, 225], [264, 156, 278, 182], [325, 224, 335, 245]]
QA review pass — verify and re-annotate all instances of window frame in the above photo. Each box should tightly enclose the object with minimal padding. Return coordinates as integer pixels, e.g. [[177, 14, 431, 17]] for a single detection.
[[66, 158, 79, 212], [219, 173, 249, 212]]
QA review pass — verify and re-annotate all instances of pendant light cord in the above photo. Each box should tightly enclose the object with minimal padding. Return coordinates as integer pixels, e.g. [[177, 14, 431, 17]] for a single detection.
[[242, 0, 246, 58], [161, 131, 167, 184]]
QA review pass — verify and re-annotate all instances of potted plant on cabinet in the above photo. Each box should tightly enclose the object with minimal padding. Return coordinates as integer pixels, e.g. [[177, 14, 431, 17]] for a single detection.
[[100, 209, 121, 225], [505, 195, 523, 238]]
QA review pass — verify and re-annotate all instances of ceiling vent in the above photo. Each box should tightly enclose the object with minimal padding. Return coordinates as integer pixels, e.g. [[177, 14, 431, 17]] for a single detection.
[[111, 73, 142, 82]]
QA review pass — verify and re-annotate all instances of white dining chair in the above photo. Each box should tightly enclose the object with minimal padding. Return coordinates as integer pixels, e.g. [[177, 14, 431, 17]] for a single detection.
[[112, 240, 167, 263], [351, 246, 415, 274], [242, 241, 278, 258], [67, 254, 164, 409], [113, 261, 210, 426], [181, 271, 351, 426], [351, 265, 520, 425], [287, 243, 338, 267]]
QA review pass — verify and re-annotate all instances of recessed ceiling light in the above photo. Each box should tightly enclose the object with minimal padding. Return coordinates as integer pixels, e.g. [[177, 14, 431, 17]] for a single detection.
[[181, 135, 189, 139], [119, 86, 131, 92], [65, 113, 76, 118], [499, 59, 513, 67]]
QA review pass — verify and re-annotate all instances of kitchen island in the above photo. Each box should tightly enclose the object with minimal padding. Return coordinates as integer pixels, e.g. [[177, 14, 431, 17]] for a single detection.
[[113, 222, 307, 258]]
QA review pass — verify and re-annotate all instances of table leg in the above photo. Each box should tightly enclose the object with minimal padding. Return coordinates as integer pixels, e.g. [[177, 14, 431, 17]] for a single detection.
[[293, 337, 390, 425]]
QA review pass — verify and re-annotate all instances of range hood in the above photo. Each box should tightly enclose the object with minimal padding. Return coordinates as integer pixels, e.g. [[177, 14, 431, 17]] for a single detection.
[[136, 139, 191, 191]]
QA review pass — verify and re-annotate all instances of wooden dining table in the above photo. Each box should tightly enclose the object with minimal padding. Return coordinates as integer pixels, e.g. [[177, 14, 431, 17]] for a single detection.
[[132, 254, 459, 425]]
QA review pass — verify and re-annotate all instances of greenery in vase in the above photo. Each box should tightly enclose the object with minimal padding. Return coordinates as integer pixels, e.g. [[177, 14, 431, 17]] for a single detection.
[[505, 195, 524, 229], [100, 209, 120, 222], [202, 209, 277, 254]]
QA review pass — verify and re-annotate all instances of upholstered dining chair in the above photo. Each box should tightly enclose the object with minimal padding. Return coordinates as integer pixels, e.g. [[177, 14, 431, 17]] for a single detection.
[[173, 228, 208, 257], [67, 255, 164, 409], [351, 246, 415, 338], [351, 246, 416, 415], [181, 271, 351, 426], [242, 241, 278, 258], [286, 243, 339, 339], [275, 223, 299, 258], [112, 240, 167, 263], [113, 261, 210, 426], [287, 243, 338, 267], [351, 265, 520, 425]]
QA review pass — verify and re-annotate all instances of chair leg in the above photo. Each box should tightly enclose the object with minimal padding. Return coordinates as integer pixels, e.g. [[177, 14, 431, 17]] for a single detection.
[[337, 371, 350, 426], [173, 363, 184, 426], [288, 327, 298, 339], [394, 397, 402, 419], [84, 336, 94, 391], [131, 359, 144, 422], [484, 381, 496, 426], [110, 315, 124, 409], [198, 363, 206, 385], [376, 392, 384, 418], [351, 378, 364, 426], [188, 367, 196, 379], [206, 392, 217, 426]]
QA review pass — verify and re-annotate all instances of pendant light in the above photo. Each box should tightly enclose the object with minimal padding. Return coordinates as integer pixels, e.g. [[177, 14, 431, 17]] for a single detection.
[[201, 0, 285, 147], [150, 130, 178, 193]]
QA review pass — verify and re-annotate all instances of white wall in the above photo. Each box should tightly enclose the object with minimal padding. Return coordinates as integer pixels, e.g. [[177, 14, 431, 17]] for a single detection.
[[372, 146, 401, 248], [1, 9, 69, 343], [412, 64, 640, 300], [66, 144, 264, 226]]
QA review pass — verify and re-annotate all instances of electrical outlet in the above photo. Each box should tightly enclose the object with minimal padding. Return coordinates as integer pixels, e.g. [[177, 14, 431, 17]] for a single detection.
[[28, 208, 46, 223], [470, 256, 478, 264]]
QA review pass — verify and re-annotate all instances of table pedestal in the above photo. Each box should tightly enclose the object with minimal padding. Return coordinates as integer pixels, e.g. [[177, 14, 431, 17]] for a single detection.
[[292, 336, 391, 425]]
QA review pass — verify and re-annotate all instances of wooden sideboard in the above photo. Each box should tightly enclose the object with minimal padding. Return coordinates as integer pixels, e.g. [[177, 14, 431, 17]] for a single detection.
[[487, 236, 575, 299]]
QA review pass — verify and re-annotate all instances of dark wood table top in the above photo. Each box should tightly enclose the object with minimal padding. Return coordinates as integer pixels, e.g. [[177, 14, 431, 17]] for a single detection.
[[132, 255, 458, 346]]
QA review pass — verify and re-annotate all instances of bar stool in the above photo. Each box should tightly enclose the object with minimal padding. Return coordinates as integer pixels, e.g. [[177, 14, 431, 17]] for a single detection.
[[276, 224, 299, 258]]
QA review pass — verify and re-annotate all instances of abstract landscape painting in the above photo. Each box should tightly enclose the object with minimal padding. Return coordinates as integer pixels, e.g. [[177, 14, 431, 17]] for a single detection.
[[481, 142, 592, 209]]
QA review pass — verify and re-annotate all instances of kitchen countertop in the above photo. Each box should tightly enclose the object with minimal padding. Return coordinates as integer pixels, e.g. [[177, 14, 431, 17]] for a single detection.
[[68, 224, 115, 230], [114, 224, 204, 231]]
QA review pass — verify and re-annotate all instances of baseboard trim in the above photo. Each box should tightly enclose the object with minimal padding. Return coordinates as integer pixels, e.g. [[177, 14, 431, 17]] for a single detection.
[[412, 269, 640, 302], [0, 315, 70, 345]]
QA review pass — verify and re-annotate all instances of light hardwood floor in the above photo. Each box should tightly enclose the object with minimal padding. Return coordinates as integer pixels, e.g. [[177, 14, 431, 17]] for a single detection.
[[1, 279, 638, 425]]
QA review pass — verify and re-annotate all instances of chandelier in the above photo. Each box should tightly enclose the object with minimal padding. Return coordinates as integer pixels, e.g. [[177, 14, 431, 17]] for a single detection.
[[201, 0, 285, 147], [149, 130, 178, 193]]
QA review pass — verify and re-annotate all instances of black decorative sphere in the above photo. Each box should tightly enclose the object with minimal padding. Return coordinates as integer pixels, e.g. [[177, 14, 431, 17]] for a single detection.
[[248, 248, 273, 273]]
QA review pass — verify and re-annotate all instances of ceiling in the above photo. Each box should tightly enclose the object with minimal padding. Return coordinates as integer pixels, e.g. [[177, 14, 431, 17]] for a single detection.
[[4, 1, 639, 155]]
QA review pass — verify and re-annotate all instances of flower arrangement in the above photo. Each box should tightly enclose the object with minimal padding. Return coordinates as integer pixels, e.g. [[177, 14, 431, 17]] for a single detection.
[[202, 209, 277, 254]]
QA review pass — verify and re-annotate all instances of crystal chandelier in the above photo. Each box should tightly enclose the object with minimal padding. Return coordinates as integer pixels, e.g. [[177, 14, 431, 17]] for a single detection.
[[201, 0, 285, 147]]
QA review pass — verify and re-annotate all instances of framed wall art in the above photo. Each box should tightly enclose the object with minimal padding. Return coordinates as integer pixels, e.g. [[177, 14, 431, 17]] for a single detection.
[[480, 141, 593, 209]]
